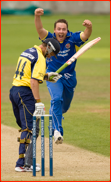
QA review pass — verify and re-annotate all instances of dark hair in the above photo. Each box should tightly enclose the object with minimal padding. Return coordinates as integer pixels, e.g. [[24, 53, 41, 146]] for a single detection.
[[54, 19, 68, 29], [42, 42, 47, 47]]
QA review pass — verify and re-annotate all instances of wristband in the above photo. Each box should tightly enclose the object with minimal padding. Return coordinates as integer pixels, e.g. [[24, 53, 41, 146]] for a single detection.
[[34, 99, 41, 103], [44, 73, 48, 80]]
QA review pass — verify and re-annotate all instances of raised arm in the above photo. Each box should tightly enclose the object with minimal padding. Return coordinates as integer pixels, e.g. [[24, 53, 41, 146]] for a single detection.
[[34, 8, 48, 40], [81, 20, 92, 41]]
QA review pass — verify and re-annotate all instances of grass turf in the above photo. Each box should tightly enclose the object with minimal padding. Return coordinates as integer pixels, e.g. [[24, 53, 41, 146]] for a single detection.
[[1, 14, 110, 157]]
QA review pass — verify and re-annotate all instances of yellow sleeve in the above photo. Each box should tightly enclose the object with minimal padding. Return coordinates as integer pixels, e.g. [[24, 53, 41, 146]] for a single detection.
[[80, 32, 86, 42], [40, 30, 48, 41], [32, 53, 46, 83]]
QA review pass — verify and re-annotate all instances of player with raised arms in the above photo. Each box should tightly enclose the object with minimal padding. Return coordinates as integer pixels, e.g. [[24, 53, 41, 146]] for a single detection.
[[34, 8, 92, 144]]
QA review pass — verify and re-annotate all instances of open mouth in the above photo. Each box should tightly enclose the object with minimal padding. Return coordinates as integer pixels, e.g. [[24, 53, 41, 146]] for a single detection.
[[59, 35, 64, 39], [58, 35, 65, 42]]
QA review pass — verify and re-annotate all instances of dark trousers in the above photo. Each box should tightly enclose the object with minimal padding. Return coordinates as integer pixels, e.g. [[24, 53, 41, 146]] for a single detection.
[[9, 86, 35, 167]]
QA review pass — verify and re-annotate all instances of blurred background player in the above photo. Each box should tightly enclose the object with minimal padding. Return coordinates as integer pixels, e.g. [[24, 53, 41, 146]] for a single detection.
[[9, 38, 60, 172], [34, 8, 92, 144]]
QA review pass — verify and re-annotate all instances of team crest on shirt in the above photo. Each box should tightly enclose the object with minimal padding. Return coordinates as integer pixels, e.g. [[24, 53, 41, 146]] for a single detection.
[[65, 43, 71, 49]]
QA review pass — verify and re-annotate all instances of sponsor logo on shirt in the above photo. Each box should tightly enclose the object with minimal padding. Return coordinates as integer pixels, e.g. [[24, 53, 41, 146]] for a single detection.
[[58, 49, 70, 57], [21, 52, 35, 60]]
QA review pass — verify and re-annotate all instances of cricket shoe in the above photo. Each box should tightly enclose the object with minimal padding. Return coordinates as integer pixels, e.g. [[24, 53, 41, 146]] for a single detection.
[[15, 166, 26, 172], [54, 130, 63, 144], [15, 164, 40, 172], [30, 163, 41, 172], [25, 163, 41, 172]]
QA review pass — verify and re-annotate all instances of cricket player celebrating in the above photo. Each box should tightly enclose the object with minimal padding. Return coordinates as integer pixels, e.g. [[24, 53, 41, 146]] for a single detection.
[[9, 38, 60, 172], [34, 8, 92, 144]]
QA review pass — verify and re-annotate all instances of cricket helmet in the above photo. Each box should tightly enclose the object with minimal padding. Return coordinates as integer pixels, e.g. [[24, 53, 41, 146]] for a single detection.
[[43, 38, 60, 58]]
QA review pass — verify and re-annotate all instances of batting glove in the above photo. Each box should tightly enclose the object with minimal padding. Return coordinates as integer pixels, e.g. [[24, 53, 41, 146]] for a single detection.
[[33, 102, 45, 117], [44, 72, 62, 83]]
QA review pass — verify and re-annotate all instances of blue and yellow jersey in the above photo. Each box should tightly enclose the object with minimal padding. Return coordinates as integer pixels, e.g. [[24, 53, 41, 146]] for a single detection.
[[40, 30, 87, 74], [12, 46, 46, 88]]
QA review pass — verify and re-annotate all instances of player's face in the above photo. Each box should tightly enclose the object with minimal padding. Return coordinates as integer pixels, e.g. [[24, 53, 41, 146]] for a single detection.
[[48, 52, 56, 58], [54, 23, 67, 42], [44, 50, 56, 58]]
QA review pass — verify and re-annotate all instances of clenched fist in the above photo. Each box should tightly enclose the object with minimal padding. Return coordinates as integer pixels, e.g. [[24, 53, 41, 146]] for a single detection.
[[35, 8, 44, 16], [82, 20, 92, 28]]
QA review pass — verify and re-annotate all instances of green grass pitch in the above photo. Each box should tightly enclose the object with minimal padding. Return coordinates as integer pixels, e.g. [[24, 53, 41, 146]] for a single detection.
[[1, 14, 110, 157]]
